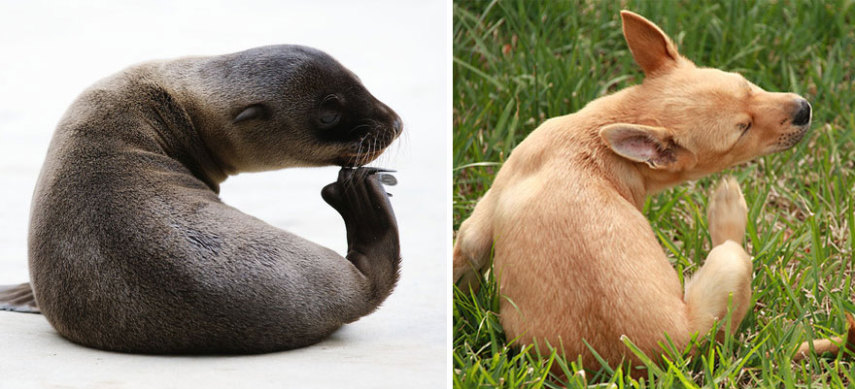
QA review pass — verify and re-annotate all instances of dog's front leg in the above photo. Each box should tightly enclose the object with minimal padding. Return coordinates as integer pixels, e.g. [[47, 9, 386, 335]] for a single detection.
[[453, 189, 497, 291], [683, 177, 753, 337]]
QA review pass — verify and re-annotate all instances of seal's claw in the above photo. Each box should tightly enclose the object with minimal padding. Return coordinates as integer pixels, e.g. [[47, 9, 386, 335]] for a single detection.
[[336, 167, 396, 186], [361, 167, 397, 175], [377, 174, 397, 186]]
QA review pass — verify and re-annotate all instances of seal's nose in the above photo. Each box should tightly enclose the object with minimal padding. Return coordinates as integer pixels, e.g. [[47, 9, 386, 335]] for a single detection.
[[792, 99, 811, 126], [392, 117, 403, 135]]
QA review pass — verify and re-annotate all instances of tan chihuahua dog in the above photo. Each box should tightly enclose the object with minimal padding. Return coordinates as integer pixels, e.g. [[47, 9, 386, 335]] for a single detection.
[[454, 11, 815, 369]]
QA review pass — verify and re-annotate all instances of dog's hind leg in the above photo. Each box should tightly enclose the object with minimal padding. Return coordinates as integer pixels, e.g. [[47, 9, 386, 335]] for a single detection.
[[684, 177, 753, 336], [453, 189, 496, 291]]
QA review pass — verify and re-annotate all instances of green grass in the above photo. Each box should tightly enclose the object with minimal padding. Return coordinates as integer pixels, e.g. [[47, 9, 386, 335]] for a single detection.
[[453, 0, 855, 387]]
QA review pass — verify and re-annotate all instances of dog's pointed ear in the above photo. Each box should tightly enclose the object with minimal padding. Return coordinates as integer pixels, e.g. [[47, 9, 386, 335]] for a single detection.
[[600, 123, 689, 169], [620, 10, 682, 77]]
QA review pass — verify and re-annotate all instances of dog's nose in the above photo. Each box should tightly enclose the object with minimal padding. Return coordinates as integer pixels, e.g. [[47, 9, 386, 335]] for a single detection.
[[792, 99, 811, 126]]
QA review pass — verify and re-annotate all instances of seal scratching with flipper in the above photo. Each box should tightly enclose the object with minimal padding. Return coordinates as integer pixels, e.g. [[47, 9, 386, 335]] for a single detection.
[[0, 45, 402, 354]]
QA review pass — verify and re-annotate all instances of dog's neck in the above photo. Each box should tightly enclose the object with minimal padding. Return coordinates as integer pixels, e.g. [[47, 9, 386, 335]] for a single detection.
[[573, 86, 686, 209]]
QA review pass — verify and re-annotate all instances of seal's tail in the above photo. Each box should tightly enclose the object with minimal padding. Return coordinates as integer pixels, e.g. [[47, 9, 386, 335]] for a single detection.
[[0, 282, 40, 313], [793, 313, 855, 360]]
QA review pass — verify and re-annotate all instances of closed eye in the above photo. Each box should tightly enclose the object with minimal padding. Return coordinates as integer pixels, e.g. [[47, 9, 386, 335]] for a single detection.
[[317, 94, 343, 128], [739, 122, 752, 137], [319, 110, 341, 126]]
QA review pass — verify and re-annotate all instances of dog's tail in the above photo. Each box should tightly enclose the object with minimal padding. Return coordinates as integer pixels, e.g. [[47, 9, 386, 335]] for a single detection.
[[453, 190, 496, 291], [793, 313, 855, 360], [0, 282, 40, 313]]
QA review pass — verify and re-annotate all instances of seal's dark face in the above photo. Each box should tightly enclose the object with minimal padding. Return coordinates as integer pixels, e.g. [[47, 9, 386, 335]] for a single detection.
[[217, 45, 402, 171], [305, 68, 403, 167]]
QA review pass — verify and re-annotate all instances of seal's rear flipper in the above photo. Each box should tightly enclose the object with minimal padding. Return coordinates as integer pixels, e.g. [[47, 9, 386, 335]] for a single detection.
[[0, 283, 40, 313]]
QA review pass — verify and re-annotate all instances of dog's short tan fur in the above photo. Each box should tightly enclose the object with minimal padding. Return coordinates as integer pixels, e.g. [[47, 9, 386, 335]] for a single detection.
[[453, 11, 813, 369]]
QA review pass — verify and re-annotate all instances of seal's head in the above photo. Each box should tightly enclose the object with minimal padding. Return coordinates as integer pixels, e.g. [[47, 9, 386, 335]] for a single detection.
[[195, 45, 402, 173]]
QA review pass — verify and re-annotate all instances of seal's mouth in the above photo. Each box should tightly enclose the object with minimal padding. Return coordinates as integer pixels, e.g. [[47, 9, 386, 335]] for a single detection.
[[337, 119, 402, 167], [339, 148, 387, 167]]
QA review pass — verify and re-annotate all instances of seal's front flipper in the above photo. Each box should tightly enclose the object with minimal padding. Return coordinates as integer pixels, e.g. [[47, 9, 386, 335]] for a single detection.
[[0, 283, 40, 313], [322, 167, 401, 309]]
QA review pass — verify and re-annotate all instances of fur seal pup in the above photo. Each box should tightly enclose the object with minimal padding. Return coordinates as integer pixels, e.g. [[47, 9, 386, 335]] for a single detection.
[[0, 45, 403, 353]]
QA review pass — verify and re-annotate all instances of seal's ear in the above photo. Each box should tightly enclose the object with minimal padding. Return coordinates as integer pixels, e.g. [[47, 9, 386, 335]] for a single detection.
[[620, 10, 682, 77], [233, 104, 269, 123], [600, 123, 693, 170]]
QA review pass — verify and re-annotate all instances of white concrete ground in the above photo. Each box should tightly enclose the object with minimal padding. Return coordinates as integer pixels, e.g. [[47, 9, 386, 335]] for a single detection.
[[0, 1, 448, 388]]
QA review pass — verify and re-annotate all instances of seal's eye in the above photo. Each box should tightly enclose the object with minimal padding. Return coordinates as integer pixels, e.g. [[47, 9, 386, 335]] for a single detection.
[[318, 110, 341, 128], [317, 94, 343, 129]]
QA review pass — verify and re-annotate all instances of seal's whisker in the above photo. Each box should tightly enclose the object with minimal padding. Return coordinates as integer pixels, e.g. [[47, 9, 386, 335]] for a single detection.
[[349, 123, 372, 137]]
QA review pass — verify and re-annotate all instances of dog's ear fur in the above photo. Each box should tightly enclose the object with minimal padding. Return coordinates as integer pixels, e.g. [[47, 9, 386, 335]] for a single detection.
[[600, 123, 692, 169], [621, 10, 682, 76]]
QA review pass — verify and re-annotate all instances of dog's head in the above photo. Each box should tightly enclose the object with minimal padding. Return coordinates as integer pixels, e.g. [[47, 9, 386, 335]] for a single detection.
[[599, 11, 811, 184]]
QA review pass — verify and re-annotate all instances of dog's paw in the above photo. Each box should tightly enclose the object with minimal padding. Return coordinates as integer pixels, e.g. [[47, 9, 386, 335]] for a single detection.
[[707, 176, 748, 247]]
